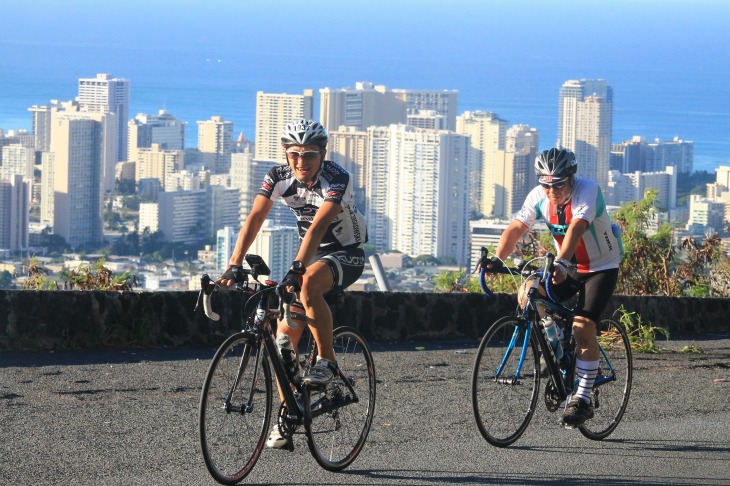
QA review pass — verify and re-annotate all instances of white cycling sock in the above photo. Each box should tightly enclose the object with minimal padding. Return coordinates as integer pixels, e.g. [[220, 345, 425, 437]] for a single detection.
[[574, 358, 599, 404]]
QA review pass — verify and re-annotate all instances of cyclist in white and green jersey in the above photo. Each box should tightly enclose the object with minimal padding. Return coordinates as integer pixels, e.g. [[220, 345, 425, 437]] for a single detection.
[[486, 147, 623, 427]]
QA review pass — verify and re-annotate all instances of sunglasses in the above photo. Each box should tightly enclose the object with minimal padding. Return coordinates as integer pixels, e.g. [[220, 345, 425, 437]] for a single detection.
[[541, 181, 567, 190], [286, 149, 322, 161]]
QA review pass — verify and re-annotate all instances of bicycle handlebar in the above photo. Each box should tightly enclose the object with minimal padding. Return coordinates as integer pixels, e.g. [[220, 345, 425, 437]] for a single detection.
[[477, 247, 564, 303]]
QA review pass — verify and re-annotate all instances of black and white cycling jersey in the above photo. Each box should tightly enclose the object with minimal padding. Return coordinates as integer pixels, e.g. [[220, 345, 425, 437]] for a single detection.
[[258, 160, 368, 250]]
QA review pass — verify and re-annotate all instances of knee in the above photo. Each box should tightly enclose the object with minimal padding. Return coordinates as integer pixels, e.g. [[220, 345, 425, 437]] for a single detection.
[[572, 317, 597, 344]]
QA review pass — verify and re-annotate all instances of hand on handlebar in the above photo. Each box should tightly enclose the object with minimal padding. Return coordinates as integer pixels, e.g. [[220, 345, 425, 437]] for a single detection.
[[276, 265, 305, 303], [484, 256, 504, 271], [216, 265, 244, 288], [551, 258, 570, 284]]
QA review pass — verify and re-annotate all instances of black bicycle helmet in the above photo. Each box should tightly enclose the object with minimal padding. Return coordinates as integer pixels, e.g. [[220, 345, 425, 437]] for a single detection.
[[535, 148, 577, 182], [280, 119, 328, 147]]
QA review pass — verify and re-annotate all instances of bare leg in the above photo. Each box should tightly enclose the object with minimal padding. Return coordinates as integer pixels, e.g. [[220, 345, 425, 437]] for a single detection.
[[298, 261, 335, 362]]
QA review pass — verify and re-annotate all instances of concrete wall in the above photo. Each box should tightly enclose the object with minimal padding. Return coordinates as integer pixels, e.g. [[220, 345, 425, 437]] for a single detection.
[[0, 290, 727, 350]]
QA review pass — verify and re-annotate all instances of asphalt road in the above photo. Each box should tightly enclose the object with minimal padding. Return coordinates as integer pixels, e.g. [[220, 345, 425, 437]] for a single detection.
[[1, 334, 729, 486]]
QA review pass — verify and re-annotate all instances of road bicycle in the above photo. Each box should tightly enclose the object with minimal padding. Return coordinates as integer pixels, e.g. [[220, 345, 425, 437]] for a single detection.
[[195, 254, 376, 484], [471, 249, 632, 447]]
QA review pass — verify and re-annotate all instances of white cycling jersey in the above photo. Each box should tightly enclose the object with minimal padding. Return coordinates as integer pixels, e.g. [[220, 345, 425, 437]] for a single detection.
[[258, 160, 368, 250], [515, 177, 622, 273]]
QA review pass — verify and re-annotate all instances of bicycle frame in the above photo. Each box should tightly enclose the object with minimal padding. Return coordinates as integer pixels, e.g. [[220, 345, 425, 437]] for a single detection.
[[480, 256, 618, 402], [209, 281, 361, 431]]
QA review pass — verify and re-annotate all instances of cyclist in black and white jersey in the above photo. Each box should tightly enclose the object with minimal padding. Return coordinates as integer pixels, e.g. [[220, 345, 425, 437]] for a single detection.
[[218, 119, 368, 449]]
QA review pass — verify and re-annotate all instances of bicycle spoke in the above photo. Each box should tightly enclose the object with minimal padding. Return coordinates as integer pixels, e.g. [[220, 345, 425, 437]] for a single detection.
[[472, 317, 540, 447], [306, 327, 376, 471], [579, 318, 633, 440], [199, 334, 272, 484]]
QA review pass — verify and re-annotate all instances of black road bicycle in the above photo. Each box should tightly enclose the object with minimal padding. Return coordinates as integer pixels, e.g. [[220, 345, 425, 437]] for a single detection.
[[195, 254, 376, 484], [471, 249, 632, 447]]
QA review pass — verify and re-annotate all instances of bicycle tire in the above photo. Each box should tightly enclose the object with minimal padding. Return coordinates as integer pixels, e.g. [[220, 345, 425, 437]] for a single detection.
[[199, 332, 272, 485], [472, 316, 540, 447], [304, 326, 376, 471], [579, 317, 633, 440]]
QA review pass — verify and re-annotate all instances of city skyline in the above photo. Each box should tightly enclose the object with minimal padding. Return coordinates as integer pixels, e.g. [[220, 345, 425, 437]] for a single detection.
[[1, 1, 728, 172]]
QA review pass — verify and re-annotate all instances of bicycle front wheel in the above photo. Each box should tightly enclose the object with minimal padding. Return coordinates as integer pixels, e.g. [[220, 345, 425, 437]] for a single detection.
[[579, 317, 633, 440], [472, 316, 540, 447], [305, 326, 376, 471], [199, 332, 272, 485]]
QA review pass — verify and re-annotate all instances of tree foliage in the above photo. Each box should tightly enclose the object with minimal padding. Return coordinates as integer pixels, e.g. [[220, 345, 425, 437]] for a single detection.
[[614, 189, 729, 297]]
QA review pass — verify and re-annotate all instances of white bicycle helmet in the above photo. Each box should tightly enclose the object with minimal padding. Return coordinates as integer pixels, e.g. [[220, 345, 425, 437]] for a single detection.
[[535, 148, 577, 183], [280, 119, 328, 147]]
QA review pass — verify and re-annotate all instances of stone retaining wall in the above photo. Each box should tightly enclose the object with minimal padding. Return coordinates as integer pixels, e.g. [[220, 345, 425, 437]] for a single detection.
[[0, 290, 727, 350]]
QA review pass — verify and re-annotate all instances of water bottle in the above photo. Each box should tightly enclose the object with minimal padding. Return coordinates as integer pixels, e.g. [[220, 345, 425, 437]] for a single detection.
[[276, 333, 298, 376], [541, 316, 563, 360]]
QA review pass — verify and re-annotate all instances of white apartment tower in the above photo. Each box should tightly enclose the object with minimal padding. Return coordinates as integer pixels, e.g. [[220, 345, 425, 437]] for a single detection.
[[320, 82, 459, 132], [557, 79, 613, 189], [255, 90, 314, 162], [1, 144, 35, 181], [327, 126, 369, 209], [198, 116, 233, 174], [319, 82, 405, 132], [370, 125, 470, 266], [456, 111, 508, 218], [248, 222, 299, 281], [394, 88, 459, 130], [230, 151, 296, 228], [77, 73, 130, 164], [128, 110, 186, 162]]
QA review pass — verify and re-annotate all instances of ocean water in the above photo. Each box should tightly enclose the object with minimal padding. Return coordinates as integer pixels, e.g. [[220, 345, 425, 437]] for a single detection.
[[1, 1, 729, 173]]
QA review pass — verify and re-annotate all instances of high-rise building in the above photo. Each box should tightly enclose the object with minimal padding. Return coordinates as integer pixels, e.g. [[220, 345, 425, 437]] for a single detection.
[[128, 110, 186, 162], [369, 125, 470, 265], [364, 126, 391, 251], [29, 102, 63, 152], [319, 82, 405, 133], [393, 88, 459, 130], [649, 136, 694, 174], [456, 111, 508, 217], [49, 109, 115, 247], [255, 90, 314, 162], [135, 143, 185, 187], [207, 184, 240, 240], [248, 221, 299, 281], [320, 82, 459, 132], [1, 144, 34, 181], [215, 226, 237, 271], [0, 174, 30, 252], [328, 126, 369, 210], [39, 152, 54, 225], [197, 116, 233, 174], [77, 73, 130, 164], [606, 166, 677, 211], [157, 190, 206, 244], [230, 151, 296, 228], [494, 125, 539, 218], [557, 79, 613, 189]]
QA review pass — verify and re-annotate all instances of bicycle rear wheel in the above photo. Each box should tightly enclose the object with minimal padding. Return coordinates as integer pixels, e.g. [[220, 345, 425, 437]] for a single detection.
[[305, 326, 376, 471], [199, 332, 272, 485], [579, 317, 633, 440], [472, 316, 540, 447]]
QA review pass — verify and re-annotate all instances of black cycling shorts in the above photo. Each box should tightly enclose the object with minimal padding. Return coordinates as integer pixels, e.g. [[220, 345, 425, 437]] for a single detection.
[[315, 247, 365, 292], [547, 268, 619, 323]]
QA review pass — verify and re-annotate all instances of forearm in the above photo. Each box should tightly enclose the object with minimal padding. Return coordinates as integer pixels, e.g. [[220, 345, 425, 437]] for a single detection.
[[294, 224, 327, 265], [495, 221, 528, 260], [557, 219, 589, 261]]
